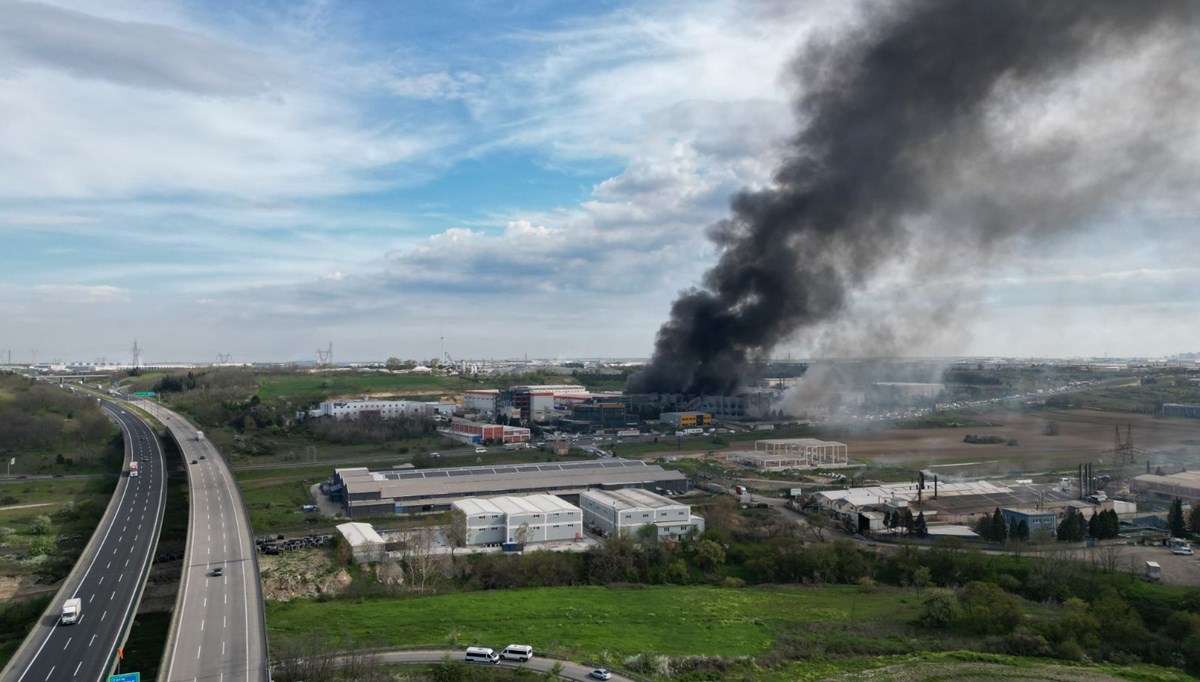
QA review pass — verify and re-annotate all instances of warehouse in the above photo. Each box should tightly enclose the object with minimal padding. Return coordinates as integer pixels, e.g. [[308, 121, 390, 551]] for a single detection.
[[334, 459, 690, 516], [451, 495, 583, 546], [1162, 403, 1200, 418], [335, 522, 385, 563], [463, 390, 500, 415], [1134, 470, 1200, 504], [580, 488, 704, 539], [312, 399, 454, 420]]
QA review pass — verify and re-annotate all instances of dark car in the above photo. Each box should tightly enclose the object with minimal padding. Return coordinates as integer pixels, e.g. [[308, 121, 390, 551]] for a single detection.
[[209, 566, 224, 577], [199, 455, 206, 460], [191, 459, 198, 464]]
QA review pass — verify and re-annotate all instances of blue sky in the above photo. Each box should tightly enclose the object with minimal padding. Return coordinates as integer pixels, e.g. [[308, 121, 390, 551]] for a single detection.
[[1, 0, 1198, 365]]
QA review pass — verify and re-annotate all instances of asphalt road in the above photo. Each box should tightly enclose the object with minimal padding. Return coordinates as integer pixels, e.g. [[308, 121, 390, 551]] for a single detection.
[[369, 650, 634, 681], [143, 401, 270, 682], [3, 402, 166, 682]]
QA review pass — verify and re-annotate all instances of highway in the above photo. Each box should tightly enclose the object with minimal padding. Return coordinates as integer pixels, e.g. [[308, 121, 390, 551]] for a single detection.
[[141, 401, 269, 682], [2, 402, 166, 682]]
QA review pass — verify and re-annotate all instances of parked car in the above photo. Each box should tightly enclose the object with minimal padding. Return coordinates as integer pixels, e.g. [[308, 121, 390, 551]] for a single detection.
[[1171, 545, 1194, 555], [589, 670, 612, 680]]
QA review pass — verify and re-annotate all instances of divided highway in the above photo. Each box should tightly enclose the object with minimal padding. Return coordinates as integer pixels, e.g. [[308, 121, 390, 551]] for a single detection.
[[140, 401, 269, 682], [3, 402, 166, 682]]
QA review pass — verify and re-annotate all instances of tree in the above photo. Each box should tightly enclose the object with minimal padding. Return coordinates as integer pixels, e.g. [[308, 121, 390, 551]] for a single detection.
[[30, 515, 52, 535], [990, 508, 1007, 544], [1169, 497, 1187, 538], [693, 539, 726, 571], [902, 508, 915, 536], [514, 521, 534, 547], [1189, 502, 1200, 535], [1015, 519, 1030, 541], [445, 511, 468, 559], [1057, 507, 1086, 542], [805, 512, 831, 543], [913, 511, 928, 538]]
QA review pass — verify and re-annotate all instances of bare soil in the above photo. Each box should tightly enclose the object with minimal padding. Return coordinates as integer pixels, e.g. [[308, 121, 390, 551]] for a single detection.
[[259, 548, 351, 602], [836, 658, 1173, 682], [0, 574, 59, 602], [826, 409, 1200, 470]]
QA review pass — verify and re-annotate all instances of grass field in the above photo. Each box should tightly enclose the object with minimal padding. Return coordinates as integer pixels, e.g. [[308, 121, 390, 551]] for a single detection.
[[267, 584, 923, 659]]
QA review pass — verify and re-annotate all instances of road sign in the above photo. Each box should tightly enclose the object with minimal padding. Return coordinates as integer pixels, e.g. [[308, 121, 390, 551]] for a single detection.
[[109, 674, 140, 682], [133, 391, 156, 397]]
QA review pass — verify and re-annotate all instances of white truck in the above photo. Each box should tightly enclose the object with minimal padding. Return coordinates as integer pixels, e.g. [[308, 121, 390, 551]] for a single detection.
[[60, 597, 82, 625]]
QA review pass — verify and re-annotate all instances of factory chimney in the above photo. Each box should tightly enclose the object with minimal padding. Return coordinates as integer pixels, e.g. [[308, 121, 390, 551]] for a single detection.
[[934, 475, 938, 500]]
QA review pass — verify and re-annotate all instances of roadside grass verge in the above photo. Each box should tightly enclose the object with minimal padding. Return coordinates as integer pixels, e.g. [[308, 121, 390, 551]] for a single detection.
[[266, 585, 923, 659]]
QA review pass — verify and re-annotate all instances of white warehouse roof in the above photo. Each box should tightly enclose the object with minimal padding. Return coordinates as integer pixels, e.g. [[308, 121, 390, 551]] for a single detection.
[[453, 494, 579, 516], [336, 522, 385, 547]]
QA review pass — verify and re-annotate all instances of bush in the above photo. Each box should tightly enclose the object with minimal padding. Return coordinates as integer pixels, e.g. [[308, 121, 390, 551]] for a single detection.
[[1004, 626, 1051, 657], [917, 589, 958, 629]]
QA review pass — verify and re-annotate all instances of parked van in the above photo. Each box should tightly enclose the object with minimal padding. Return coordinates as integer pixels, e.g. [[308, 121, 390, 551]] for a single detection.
[[474, 447, 488, 454], [500, 644, 534, 662], [464, 647, 499, 664]]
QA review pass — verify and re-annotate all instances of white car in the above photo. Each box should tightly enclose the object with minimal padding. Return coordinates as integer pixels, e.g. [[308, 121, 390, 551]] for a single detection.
[[1171, 545, 1194, 555], [589, 670, 612, 681]]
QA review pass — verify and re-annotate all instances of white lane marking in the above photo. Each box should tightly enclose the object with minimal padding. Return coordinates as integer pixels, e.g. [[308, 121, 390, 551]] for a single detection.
[[223, 615, 226, 628], [73, 661, 81, 677], [43, 666, 53, 681], [201, 619, 205, 632], [88, 634, 96, 647], [197, 644, 202, 660], [124, 558, 130, 567], [100, 610, 107, 621], [98, 576, 103, 585], [106, 561, 110, 569], [203, 597, 207, 608], [118, 573, 123, 582], [110, 591, 115, 601], [62, 637, 71, 650], [88, 594, 94, 603]]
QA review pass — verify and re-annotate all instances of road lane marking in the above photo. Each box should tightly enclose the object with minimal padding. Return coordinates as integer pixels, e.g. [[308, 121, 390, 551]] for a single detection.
[[201, 619, 205, 631], [106, 561, 110, 569], [43, 666, 53, 681], [110, 591, 115, 601], [89, 634, 96, 647], [63, 638, 71, 650], [125, 558, 130, 567], [88, 594, 94, 603], [73, 661, 81, 677], [197, 645, 202, 660], [101, 610, 107, 621], [98, 576, 103, 585], [118, 573, 123, 582]]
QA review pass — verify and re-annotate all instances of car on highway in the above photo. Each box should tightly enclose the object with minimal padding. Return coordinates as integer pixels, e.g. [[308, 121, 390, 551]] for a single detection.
[[589, 670, 612, 680], [191, 459, 198, 464], [199, 454, 206, 459], [208, 566, 224, 577]]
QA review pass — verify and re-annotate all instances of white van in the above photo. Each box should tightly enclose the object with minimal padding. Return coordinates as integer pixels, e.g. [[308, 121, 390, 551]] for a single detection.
[[474, 447, 488, 454], [464, 646, 499, 664], [500, 644, 534, 662]]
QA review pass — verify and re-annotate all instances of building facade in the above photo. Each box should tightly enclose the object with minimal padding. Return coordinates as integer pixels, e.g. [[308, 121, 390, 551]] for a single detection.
[[580, 488, 704, 539], [1162, 403, 1200, 418], [463, 390, 500, 415], [450, 418, 531, 444], [451, 495, 583, 546], [571, 402, 630, 429], [314, 399, 454, 420], [660, 412, 713, 427]]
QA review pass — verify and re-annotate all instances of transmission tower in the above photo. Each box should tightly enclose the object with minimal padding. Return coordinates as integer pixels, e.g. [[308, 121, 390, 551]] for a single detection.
[[316, 342, 333, 366], [216, 353, 232, 363], [131, 340, 142, 368], [1107, 423, 1141, 466]]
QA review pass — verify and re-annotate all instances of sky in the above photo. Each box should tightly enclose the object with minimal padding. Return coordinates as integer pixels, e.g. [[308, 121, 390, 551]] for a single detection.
[[0, 0, 1197, 365]]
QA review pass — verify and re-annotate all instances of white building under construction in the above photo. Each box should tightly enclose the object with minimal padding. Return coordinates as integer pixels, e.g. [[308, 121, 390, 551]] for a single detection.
[[737, 438, 849, 470]]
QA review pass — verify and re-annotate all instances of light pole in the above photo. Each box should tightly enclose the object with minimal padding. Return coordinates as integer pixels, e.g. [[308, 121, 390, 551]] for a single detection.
[[7, 457, 13, 478]]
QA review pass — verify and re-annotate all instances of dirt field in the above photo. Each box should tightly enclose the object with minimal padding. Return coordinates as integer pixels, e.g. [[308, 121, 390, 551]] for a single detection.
[[823, 409, 1200, 474]]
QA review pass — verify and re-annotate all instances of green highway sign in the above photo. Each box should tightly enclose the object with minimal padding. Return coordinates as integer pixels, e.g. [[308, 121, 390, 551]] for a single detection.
[[109, 674, 140, 682], [133, 392, 156, 397]]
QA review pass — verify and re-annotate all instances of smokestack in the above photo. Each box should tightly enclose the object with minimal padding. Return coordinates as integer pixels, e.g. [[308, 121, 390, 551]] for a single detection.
[[627, 0, 1200, 396], [919, 471, 925, 490], [1079, 463, 1083, 500], [934, 475, 938, 500]]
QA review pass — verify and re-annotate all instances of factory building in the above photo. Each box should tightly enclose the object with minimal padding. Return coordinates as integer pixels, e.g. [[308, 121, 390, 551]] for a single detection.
[[569, 401, 630, 429], [580, 488, 704, 539], [1162, 403, 1200, 418], [312, 399, 454, 420], [335, 522, 385, 563], [451, 495, 583, 546], [449, 418, 530, 445], [1134, 470, 1200, 504], [1000, 508, 1057, 534], [739, 438, 849, 469], [334, 459, 690, 516], [814, 479, 1108, 527], [463, 390, 500, 415], [660, 411, 713, 427]]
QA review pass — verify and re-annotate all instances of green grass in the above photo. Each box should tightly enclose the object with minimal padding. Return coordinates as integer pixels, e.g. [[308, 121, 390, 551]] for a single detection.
[[266, 585, 923, 659]]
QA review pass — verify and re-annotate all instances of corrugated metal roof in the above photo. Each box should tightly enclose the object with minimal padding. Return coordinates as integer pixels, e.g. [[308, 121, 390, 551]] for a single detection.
[[336, 522, 384, 547]]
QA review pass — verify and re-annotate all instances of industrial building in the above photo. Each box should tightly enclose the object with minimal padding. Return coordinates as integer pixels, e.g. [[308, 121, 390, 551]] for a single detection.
[[1162, 403, 1200, 418], [1000, 508, 1057, 535], [1134, 470, 1200, 504], [814, 478, 1120, 528], [311, 399, 454, 420], [568, 401, 630, 430], [463, 390, 500, 415], [335, 522, 385, 563], [449, 417, 530, 445], [660, 411, 713, 427], [864, 382, 945, 407], [580, 488, 704, 539], [738, 438, 849, 469], [333, 459, 689, 516], [451, 495, 583, 546]]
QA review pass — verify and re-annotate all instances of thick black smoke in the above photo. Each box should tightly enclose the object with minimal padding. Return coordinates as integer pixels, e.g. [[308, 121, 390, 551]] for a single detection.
[[628, 0, 1197, 395]]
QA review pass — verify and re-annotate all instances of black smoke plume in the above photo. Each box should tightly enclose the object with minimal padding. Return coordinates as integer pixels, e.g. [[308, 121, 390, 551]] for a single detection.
[[628, 0, 1197, 395]]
